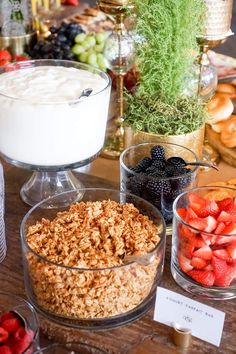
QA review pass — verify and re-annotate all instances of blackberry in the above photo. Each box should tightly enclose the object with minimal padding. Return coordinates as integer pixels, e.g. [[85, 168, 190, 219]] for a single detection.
[[164, 165, 176, 177], [166, 157, 186, 169], [146, 179, 162, 196], [177, 171, 193, 190], [146, 179, 171, 196], [150, 145, 165, 160], [152, 159, 166, 171], [159, 180, 171, 194], [136, 157, 153, 172], [127, 175, 146, 196]]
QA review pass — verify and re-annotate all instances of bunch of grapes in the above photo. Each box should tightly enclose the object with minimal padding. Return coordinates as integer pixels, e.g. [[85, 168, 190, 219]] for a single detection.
[[71, 32, 109, 71], [30, 22, 85, 60]]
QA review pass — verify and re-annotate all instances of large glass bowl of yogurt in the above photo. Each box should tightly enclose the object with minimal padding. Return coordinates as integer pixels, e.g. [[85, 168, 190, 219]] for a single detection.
[[0, 60, 111, 206]]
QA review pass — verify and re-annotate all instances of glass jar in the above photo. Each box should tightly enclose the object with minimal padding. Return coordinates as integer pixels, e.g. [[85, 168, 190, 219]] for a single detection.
[[20, 188, 166, 329], [0, 0, 33, 36], [172, 186, 236, 300], [120, 142, 199, 225], [0, 292, 39, 353]]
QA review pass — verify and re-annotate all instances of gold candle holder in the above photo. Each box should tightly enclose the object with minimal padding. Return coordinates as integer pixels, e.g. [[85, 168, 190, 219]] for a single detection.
[[197, 0, 234, 164], [98, 0, 135, 159], [197, 0, 234, 98]]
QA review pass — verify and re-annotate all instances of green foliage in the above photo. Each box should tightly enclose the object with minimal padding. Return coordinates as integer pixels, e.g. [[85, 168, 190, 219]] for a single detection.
[[125, 0, 207, 135], [125, 92, 207, 135]]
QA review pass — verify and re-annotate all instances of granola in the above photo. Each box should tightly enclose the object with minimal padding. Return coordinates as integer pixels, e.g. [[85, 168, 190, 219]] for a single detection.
[[25, 200, 162, 319]]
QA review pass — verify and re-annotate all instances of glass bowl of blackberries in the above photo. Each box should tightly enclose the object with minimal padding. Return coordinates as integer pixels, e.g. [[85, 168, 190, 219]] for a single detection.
[[120, 142, 199, 225]]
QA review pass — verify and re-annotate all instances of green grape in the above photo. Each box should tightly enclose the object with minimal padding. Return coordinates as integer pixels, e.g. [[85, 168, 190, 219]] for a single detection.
[[79, 52, 89, 63], [86, 35, 96, 47], [87, 53, 98, 67], [94, 43, 104, 53], [81, 39, 93, 50], [72, 44, 85, 55], [95, 32, 109, 44], [74, 33, 86, 44], [97, 53, 107, 71]]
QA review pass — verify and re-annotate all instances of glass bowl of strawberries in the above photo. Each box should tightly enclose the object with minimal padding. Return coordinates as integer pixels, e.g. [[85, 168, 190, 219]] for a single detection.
[[172, 186, 236, 300], [0, 292, 39, 353]]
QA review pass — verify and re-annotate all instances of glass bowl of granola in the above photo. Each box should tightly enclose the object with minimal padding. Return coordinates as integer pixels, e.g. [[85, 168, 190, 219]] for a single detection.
[[20, 188, 166, 329]]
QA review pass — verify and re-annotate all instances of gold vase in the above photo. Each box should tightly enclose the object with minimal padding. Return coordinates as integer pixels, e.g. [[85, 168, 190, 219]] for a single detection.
[[124, 125, 205, 159], [0, 31, 37, 56]]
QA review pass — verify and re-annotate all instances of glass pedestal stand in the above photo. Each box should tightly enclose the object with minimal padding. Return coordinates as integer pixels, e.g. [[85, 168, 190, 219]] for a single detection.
[[20, 171, 84, 208]]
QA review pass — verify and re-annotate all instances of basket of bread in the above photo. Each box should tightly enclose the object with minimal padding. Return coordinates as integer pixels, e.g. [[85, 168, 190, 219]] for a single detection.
[[206, 81, 236, 167]]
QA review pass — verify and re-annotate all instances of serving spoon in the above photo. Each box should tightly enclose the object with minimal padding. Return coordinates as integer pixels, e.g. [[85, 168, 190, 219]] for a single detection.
[[166, 157, 219, 171], [69, 88, 93, 106]]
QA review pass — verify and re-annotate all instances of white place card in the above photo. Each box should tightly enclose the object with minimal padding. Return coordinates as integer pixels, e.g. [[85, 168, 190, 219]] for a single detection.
[[154, 287, 225, 347]]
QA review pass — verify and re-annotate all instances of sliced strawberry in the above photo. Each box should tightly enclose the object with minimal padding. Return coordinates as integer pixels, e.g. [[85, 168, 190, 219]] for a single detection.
[[216, 234, 236, 245], [213, 249, 230, 261], [185, 207, 198, 221], [188, 193, 219, 217], [1, 318, 21, 334], [214, 265, 235, 287], [204, 216, 217, 233], [203, 263, 214, 271], [227, 242, 236, 259], [201, 232, 216, 246], [0, 345, 12, 354], [188, 217, 208, 231], [214, 222, 226, 234], [193, 235, 206, 248], [0, 49, 11, 66], [217, 211, 236, 223], [190, 256, 207, 269], [179, 239, 195, 259], [217, 198, 234, 212], [0, 326, 9, 343], [193, 246, 212, 260], [11, 55, 29, 62], [212, 256, 228, 279], [179, 225, 196, 242], [177, 208, 187, 220], [221, 222, 236, 235], [178, 252, 193, 273], [197, 200, 219, 218], [187, 269, 215, 286], [188, 192, 206, 209]]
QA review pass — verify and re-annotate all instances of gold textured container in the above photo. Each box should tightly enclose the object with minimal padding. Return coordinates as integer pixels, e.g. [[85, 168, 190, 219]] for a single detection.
[[202, 0, 233, 38], [124, 125, 205, 159], [0, 31, 37, 56]]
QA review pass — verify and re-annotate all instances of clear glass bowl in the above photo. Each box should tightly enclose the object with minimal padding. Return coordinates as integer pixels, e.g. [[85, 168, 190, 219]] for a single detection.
[[34, 342, 107, 354], [0, 59, 111, 207], [0, 59, 111, 170], [172, 186, 236, 300], [0, 292, 39, 353], [120, 142, 198, 224], [20, 188, 166, 329]]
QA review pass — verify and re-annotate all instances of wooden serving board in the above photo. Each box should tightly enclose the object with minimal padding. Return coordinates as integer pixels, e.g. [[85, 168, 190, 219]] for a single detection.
[[205, 124, 236, 168]]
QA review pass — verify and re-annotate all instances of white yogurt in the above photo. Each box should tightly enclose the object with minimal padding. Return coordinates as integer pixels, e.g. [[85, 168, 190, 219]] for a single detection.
[[0, 65, 111, 166]]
